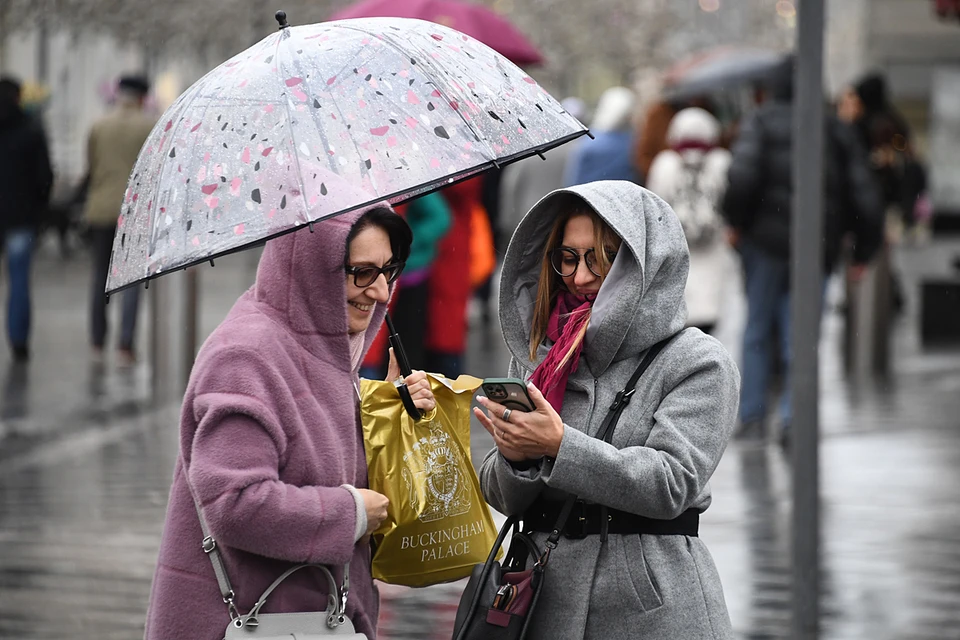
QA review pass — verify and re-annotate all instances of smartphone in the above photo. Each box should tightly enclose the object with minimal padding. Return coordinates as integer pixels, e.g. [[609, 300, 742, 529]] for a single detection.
[[480, 378, 536, 412]]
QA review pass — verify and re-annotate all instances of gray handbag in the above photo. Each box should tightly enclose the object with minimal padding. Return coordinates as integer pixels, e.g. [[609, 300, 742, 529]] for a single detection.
[[193, 500, 368, 639]]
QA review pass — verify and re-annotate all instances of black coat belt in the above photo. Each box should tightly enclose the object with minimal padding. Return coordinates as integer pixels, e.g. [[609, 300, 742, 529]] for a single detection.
[[523, 498, 699, 539]]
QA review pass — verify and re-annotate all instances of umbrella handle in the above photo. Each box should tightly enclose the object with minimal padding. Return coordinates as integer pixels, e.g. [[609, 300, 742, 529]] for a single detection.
[[385, 315, 423, 421], [395, 381, 423, 422]]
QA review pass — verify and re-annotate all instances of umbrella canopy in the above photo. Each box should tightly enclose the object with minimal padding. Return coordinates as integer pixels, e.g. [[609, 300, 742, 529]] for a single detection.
[[106, 15, 585, 294], [663, 47, 784, 100], [330, 0, 543, 66]]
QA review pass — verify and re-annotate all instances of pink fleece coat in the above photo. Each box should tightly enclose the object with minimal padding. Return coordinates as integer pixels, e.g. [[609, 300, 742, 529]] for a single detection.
[[144, 207, 391, 640]]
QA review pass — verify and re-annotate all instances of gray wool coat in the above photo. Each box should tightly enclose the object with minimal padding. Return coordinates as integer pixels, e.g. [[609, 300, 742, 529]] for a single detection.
[[479, 180, 740, 640]]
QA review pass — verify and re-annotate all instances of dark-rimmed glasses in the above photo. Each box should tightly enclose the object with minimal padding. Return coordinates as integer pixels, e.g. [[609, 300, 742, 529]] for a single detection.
[[550, 248, 617, 278], [345, 261, 405, 287]]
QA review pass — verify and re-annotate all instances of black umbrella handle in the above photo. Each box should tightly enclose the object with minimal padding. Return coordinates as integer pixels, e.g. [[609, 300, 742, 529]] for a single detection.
[[385, 315, 422, 421]]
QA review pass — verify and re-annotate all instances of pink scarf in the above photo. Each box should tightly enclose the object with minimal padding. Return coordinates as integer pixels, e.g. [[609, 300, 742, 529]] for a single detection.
[[530, 292, 594, 412]]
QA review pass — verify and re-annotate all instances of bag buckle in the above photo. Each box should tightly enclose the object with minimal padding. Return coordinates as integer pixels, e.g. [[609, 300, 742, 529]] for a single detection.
[[563, 501, 588, 539], [202, 535, 216, 553], [610, 388, 636, 411]]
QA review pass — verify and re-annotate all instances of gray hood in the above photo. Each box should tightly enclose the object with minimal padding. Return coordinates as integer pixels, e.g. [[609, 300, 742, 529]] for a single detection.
[[499, 180, 689, 376]]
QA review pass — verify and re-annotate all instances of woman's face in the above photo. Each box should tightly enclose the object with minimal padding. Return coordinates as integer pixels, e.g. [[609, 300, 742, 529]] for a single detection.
[[837, 87, 863, 124], [556, 214, 618, 296], [345, 225, 393, 334]]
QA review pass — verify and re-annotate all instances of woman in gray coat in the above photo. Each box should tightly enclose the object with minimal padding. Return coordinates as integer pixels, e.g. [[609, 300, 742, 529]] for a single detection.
[[474, 180, 739, 639]]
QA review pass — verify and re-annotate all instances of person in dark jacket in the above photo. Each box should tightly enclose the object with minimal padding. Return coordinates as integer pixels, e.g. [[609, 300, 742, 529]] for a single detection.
[[0, 76, 54, 362], [850, 73, 927, 234], [722, 56, 883, 446]]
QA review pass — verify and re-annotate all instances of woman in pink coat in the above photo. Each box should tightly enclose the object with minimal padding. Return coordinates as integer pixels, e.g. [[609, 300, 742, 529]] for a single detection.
[[144, 204, 436, 640]]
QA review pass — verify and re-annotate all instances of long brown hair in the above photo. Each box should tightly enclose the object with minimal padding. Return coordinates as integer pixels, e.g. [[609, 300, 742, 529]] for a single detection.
[[528, 206, 621, 361]]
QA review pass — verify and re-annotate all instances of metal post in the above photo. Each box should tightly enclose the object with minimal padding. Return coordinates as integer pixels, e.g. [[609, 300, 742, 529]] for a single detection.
[[792, 0, 824, 638], [149, 278, 171, 404], [182, 268, 199, 385]]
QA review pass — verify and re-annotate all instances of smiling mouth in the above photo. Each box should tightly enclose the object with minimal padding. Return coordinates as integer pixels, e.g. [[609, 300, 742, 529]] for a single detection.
[[350, 301, 374, 313]]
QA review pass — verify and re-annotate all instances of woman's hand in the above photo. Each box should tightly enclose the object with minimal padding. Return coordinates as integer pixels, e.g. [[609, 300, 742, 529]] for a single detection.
[[386, 348, 437, 414], [357, 488, 390, 536], [473, 382, 565, 461]]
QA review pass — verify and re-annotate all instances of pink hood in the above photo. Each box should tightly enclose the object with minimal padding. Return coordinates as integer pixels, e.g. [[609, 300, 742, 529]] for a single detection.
[[145, 203, 395, 640]]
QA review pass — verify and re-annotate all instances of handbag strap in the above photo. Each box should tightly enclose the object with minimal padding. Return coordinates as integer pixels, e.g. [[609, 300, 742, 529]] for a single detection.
[[596, 337, 672, 445], [191, 497, 351, 626], [193, 500, 242, 623]]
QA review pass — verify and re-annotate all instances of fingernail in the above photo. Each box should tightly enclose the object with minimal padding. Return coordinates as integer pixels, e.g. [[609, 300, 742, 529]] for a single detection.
[[477, 396, 487, 402]]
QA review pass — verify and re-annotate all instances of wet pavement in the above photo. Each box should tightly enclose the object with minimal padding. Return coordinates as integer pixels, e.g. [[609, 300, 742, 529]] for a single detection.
[[2, 234, 960, 639]]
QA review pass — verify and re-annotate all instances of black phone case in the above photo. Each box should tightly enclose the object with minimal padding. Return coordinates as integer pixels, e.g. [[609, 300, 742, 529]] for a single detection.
[[481, 382, 535, 412]]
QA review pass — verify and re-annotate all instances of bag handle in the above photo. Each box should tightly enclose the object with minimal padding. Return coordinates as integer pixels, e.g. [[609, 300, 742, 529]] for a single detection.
[[242, 563, 348, 631], [191, 498, 351, 627]]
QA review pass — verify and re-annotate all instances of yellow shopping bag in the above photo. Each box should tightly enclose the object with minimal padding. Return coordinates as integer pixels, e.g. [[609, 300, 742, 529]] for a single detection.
[[359, 373, 501, 587]]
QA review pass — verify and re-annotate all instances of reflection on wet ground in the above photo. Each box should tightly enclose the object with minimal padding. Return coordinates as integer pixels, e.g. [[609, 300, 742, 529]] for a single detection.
[[2, 241, 960, 638]]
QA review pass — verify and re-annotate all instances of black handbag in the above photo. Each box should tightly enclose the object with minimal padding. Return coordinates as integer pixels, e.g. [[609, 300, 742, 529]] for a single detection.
[[451, 338, 671, 640]]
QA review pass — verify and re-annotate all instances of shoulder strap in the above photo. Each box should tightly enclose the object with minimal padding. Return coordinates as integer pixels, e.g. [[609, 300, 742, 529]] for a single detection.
[[596, 336, 673, 444], [193, 500, 242, 624]]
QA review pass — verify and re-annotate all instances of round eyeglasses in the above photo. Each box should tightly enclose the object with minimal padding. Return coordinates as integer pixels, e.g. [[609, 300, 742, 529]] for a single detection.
[[549, 248, 617, 278], [345, 261, 405, 287]]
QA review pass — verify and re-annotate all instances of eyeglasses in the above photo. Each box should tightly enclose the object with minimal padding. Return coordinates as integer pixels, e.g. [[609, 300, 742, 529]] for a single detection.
[[550, 248, 617, 278], [345, 261, 405, 287]]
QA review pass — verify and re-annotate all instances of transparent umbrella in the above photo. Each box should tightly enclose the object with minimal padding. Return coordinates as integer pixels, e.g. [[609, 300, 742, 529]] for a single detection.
[[106, 12, 586, 294]]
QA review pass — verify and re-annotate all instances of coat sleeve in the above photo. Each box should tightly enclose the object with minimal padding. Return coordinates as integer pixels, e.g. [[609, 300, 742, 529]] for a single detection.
[[833, 120, 884, 265], [478, 357, 547, 516], [31, 122, 54, 207], [721, 111, 765, 231], [539, 339, 740, 520], [186, 346, 359, 566]]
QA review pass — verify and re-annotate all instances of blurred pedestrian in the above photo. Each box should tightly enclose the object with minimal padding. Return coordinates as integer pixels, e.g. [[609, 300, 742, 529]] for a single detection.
[[844, 74, 928, 244], [0, 76, 54, 363], [646, 107, 733, 335], [633, 99, 678, 183], [84, 75, 155, 366], [476, 180, 739, 640], [500, 97, 586, 240], [144, 205, 436, 640], [473, 167, 503, 326], [564, 87, 640, 186], [360, 192, 452, 377], [425, 177, 483, 376], [722, 56, 884, 447]]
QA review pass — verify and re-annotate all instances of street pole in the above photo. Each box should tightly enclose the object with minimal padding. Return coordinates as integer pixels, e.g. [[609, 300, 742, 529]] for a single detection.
[[792, 0, 824, 638]]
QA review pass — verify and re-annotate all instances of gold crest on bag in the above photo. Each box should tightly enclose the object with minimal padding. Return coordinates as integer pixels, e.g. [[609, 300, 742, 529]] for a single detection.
[[359, 374, 501, 587]]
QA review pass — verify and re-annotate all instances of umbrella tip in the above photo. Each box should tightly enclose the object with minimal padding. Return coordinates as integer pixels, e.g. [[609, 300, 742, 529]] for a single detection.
[[275, 10, 290, 29]]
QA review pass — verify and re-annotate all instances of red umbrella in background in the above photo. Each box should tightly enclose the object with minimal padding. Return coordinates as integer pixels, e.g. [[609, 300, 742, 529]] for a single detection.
[[330, 0, 544, 65]]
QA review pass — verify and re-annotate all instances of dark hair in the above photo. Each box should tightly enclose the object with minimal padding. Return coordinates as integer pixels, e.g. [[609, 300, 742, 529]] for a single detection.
[[0, 76, 22, 108], [345, 206, 412, 265], [118, 75, 150, 97]]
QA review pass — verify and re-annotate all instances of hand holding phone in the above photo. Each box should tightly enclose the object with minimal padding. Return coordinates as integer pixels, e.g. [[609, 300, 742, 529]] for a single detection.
[[480, 378, 535, 412], [474, 379, 565, 460]]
